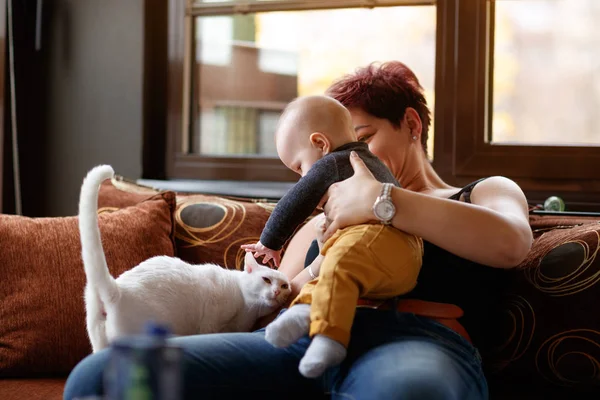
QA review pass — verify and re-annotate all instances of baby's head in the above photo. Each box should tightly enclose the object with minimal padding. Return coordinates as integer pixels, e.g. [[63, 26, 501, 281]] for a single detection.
[[275, 95, 356, 176]]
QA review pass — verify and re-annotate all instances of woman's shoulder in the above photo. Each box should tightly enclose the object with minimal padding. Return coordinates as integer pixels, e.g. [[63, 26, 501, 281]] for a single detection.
[[430, 176, 524, 204], [463, 176, 528, 206], [468, 176, 522, 193]]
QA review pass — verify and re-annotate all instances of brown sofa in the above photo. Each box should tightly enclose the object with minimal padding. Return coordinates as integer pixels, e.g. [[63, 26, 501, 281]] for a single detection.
[[1, 178, 599, 399]]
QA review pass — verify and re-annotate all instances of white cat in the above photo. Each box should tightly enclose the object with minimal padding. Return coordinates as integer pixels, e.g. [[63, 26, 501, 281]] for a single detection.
[[78, 165, 291, 353]]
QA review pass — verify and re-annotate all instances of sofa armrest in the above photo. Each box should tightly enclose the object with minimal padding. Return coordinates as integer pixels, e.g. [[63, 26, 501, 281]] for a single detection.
[[484, 214, 600, 390]]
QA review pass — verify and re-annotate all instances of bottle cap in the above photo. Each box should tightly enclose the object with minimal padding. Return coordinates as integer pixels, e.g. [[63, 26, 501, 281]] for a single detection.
[[144, 321, 170, 338], [543, 196, 565, 212]]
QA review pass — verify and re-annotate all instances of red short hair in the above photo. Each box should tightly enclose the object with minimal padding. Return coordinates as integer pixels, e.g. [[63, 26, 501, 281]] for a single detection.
[[326, 61, 431, 154]]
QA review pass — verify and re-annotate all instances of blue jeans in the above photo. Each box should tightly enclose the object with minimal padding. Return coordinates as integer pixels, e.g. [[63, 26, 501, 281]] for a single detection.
[[64, 309, 488, 400]]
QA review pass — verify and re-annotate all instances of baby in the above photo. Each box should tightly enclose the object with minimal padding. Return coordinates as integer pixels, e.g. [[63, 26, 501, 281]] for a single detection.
[[242, 95, 423, 378]]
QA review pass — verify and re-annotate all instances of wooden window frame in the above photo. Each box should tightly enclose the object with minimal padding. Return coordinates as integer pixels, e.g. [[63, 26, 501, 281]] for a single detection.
[[165, 0, 600, 209], [0, 0, 6, 212], [166, 0, 436, 182]]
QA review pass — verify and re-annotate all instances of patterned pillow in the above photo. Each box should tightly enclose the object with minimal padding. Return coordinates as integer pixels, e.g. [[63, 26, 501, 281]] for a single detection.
[[484, 214, 600, 390], [173, 194, 283, 269], [97, 178, 313, 270]]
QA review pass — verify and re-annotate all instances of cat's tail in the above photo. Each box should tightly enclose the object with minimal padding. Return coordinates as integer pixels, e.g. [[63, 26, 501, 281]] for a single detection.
[[78, 165, 120, 308]]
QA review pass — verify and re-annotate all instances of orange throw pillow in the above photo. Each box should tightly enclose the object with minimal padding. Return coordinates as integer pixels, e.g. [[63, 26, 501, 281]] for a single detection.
[[0, 191, 176, 377]]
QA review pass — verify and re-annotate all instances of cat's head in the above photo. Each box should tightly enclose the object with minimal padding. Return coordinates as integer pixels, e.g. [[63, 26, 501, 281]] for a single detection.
[[241, 252, 291, 312]]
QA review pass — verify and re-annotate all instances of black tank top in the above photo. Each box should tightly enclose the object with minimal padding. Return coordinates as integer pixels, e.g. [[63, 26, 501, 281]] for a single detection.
[[409, 178, 508, 351], [304, 178, 507, 350]]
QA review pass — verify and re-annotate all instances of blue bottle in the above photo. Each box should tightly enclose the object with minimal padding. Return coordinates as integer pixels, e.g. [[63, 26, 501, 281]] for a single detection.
[[104, 322, 183, 400]]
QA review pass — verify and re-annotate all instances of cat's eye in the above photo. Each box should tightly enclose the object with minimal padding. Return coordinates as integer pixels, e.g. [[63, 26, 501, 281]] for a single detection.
[[281, 284, 289, 290], [262, 277, 272, 284]]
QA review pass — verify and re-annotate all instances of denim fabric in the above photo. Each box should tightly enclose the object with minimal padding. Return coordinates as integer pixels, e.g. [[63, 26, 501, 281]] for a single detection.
[[64, 308, 488, 400]]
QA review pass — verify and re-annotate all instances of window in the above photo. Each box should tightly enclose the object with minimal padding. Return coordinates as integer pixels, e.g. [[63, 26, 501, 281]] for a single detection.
[[167, 0, 436, 181], [492, 0, 600, 146]]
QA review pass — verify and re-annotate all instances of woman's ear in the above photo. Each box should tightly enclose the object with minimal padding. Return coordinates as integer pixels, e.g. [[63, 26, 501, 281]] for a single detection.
[[404, 107, 422, 141], [309, 132, 331, 154]]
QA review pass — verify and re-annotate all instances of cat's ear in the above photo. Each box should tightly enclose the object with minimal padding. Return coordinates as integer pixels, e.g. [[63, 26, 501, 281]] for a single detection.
[[244, 252, 259, 274]]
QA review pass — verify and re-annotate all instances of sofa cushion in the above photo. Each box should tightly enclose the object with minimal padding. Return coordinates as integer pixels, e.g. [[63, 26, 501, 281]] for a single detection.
[[484, 214, 600, 389], [0, 190, 176, 377], [97, 179, 309, 270], [0, 379, 65, 400], [97, 177, 161, 209], [173, 194, 282, 269]]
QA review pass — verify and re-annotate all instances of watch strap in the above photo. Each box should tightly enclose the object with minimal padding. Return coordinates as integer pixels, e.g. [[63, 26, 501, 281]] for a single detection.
[[381, 183, 393, 201]]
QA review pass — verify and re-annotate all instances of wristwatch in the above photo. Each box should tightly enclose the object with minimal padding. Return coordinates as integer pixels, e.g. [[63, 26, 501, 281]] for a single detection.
[[372, 183, 396, 225]]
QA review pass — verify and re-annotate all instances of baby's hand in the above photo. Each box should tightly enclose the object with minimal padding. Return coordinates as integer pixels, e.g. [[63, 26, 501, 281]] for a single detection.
[[241, 241, 282, 268]]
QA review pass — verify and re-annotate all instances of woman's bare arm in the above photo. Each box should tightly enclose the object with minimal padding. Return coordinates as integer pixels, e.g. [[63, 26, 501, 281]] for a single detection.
[[385, 178, 531, 268], [323, 152, 532, 269], [287, 254, 324, 303], [278, 218, 318, 280], [278, 213, 328, 300]]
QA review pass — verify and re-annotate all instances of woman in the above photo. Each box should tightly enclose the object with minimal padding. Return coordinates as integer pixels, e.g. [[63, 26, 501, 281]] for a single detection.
[[63, 62, 532, 400]]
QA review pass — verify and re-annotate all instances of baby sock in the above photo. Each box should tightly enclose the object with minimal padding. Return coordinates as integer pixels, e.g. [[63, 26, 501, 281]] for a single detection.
[[265, 304, 310, 348], [298, 335, 346, 378]]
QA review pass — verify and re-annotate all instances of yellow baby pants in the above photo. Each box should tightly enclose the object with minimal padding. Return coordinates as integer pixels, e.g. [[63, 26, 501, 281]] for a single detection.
[[290, 224, 423, 347]]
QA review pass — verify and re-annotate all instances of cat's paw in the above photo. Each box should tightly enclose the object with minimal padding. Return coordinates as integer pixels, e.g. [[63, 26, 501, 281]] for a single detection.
[[298, 335, 346, 378], [264, 304, 310, 348]]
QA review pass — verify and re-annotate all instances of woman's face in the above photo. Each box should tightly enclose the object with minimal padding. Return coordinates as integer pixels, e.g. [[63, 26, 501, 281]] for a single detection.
[[348, 107, 416, 180]]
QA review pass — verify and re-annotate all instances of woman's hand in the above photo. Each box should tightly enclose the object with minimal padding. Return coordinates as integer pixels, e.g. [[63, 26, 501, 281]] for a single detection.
[[322, 151, 381, 242]]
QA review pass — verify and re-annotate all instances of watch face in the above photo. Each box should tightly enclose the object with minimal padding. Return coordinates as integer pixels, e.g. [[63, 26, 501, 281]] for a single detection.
[[374, 200, 395, 221]]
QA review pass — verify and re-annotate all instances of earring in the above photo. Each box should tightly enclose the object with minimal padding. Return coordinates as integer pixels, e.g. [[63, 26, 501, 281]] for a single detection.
[[412, 135, 417, 141]]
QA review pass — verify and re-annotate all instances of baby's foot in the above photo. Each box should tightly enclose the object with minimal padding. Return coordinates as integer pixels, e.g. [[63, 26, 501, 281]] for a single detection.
[[265, 304, 310, 348], [298, 335, 346, 378]]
